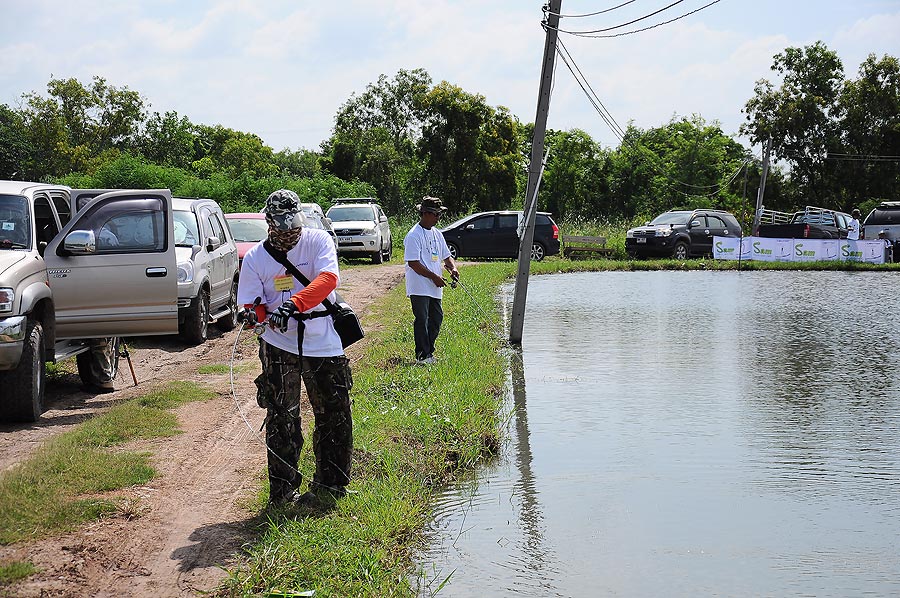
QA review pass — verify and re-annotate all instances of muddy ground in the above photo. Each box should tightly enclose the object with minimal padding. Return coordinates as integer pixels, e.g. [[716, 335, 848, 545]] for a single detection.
[[0, 264, 406, 597]]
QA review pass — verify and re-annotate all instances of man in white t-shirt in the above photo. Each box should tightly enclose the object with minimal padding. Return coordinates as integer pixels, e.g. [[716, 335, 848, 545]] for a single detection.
[[237, 189, 353, 509], [403, 196, 459, 365], [847, 209, 861, 240]]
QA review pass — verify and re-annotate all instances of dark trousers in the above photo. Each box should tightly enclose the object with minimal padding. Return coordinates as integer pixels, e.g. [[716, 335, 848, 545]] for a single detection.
[[255, 341, 353, 502], [410, 294, 443, 360]]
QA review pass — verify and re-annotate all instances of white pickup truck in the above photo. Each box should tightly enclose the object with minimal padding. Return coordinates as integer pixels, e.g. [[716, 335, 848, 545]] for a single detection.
[[0, 181, 178, 422]]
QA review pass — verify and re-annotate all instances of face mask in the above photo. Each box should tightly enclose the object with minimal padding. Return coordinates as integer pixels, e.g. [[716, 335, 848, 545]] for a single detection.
[[268, 225, 302, 251]]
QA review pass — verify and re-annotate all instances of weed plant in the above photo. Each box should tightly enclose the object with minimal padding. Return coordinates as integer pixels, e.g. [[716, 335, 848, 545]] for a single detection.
[[0, 381, 214, 545], [219, 263, 513, 597]]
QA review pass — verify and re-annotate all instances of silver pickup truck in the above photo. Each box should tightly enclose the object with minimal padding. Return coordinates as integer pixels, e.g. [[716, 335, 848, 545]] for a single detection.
[[0, 181, 177, 422]]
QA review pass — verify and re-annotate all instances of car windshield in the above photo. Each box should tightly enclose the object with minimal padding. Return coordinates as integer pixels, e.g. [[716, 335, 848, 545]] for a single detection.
[[173, 210, 200, 247], [650, 212, 691, 225], [327, 206, 375, 222], [0, 194, 31, 249], [227, 217, 268, 243]]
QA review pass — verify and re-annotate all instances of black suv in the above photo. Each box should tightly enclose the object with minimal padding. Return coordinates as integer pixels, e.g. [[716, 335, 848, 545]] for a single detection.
[[440, 211, 560, 261], [626, 209, 742, 259]]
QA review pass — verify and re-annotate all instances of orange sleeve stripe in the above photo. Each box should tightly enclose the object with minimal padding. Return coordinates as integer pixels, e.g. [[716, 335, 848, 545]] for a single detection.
[[289, 271, 339, 312]]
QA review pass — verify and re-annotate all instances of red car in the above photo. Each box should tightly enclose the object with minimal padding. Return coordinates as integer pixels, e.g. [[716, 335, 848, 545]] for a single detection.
[[224, 212, 268, 267]]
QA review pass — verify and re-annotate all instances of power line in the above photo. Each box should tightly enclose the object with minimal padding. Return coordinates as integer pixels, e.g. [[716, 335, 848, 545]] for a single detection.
[[554, 37, 750, 196], [554, 0, 689, 34], [551, 0, 724, 39], [546, 0, 640, 18]]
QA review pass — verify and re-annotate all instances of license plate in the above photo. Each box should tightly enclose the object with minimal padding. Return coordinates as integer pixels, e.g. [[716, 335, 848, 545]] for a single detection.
[[338, 236, 353, 243], [636, 238, 646, 244]]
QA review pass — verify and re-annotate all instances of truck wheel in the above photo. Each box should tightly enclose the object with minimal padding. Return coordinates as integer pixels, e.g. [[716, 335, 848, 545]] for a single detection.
[[673, 241, 689, 260], [382, 239, 392, 262], [183, 289, 210, 345], [1, 320, 45, 422], [76, 337, 121, 391], [216, 280, 239, 332], [371, 246, 383, 264], [531, 242, 546, 261]]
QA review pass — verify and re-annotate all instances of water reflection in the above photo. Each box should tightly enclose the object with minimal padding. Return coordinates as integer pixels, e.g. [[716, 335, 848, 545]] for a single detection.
[[416, 271, 900, 597]]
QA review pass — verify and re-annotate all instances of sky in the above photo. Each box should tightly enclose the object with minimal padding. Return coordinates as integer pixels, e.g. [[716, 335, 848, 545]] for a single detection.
[[2, 0, 899, 155]]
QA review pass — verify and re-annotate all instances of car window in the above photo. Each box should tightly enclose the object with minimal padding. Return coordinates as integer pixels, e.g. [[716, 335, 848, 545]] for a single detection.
[[650, 212, 691, 225], [327, 206, 376, 222], [227, 217, 268, 242], [94, 209, 165, 252], [707, 215, 726, 228], [691, 215, 707, 227], [497, 215, 517, 229], [536, 214, 551, 226], [173, 210, 199, 246], [866, 208, 900, 225], [0, 194, 31, 248], [208, 211, 227, 243], [471, 215, 495, 230]]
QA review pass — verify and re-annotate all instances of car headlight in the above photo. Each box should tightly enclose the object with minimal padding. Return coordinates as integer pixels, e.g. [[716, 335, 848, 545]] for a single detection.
[[626, 229, 634, 238], [177, 260, 195, 284], [657, 228, 674, 237], [0, 287, 13, 312], [362, 227, 376, 236]]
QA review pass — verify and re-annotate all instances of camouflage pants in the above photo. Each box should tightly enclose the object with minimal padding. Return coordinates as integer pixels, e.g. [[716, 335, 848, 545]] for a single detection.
[[255, 341, 353, 502]]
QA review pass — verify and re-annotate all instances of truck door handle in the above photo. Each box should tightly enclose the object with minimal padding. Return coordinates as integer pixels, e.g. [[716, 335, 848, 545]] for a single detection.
[[146, 267, 168, 278]]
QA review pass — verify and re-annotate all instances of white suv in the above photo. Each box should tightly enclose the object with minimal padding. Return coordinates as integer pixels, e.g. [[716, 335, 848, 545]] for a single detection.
[[326, 198, 392, 264], [173, 198, 240, 344]]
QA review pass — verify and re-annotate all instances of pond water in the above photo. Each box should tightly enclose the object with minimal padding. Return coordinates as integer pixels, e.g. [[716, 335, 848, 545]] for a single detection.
[[414, 270, 900, 597]]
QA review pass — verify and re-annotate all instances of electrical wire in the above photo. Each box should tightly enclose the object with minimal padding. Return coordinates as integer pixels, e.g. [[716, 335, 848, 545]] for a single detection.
[[553, 0, 689, 34], [545, 0, 640, 18], [554, 36, 751, 197], [550, 0, 724, 39]]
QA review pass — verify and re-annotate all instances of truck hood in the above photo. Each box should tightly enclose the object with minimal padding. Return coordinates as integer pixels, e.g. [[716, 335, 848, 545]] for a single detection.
[[330, 220, 377, 231], [0, 251, 27, 280]]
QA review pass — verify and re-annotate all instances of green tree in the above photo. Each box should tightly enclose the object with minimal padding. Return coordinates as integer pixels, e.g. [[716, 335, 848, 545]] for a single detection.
[[139, 110, 198, 170], [741, 42, 844, 203], [607, 116, 750, 219], [273, 148, 322, 178], [416, 82, 520, 213], [832, 53, 900, 208], [192, 124, 277, 178], [541, 128, 610, 220], [0, 104, 32, 179], [18, 76, 146, 178]]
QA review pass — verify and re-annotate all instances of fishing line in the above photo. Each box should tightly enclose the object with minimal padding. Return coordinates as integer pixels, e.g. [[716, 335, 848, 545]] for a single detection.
[[229, 319, 348, 495]]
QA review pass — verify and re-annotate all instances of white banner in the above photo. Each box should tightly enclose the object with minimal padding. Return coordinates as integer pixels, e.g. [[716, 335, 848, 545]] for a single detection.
[[713, 237, 885, 264]]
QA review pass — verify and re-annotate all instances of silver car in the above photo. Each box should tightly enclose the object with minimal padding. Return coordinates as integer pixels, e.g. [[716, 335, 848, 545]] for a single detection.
[[173, 198, 240, 344], [326, 199, 392, 264]]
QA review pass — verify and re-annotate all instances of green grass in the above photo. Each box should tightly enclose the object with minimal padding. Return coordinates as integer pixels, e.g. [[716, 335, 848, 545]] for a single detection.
[[0, 381, 215, 545], [218, 263, 511, 597], [0, 560, 37, 585], [198, 362, 257, 375]]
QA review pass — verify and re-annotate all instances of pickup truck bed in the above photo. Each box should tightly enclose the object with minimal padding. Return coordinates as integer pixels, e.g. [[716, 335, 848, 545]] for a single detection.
[[756, 206, 851, 239]]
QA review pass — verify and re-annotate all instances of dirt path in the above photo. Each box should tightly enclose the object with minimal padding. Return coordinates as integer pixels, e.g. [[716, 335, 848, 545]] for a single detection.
[[0, 264, 406, 597]]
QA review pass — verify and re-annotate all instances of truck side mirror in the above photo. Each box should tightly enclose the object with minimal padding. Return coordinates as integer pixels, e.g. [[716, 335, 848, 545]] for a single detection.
[[63, 230, 96, 255]]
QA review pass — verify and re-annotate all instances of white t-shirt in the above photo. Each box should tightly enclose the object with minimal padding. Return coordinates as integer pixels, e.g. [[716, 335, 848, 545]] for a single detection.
[[237, 227, 343, 357], [847, 218, 860, 240], [404, 223, 450, 299]]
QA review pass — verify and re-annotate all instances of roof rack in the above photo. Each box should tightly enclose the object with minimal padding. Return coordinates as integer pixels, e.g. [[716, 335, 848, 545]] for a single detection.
[[333, 197, 377, 204]]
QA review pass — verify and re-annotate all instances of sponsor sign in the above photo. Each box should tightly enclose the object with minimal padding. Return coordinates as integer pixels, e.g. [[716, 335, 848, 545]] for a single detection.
[[714, 237, 884, 264]]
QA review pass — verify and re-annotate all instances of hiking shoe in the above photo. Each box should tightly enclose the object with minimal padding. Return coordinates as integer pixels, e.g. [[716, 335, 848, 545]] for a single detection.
[[423, 356, 436, 365]]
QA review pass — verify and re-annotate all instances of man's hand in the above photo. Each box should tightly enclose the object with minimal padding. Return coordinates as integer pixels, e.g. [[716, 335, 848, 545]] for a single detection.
[[238, 307, 258, 329], [268, 300, 298, 332]]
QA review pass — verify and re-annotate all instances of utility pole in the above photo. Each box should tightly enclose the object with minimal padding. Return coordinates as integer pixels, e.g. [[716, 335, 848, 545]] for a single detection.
[[509, 0, 561, 345], [751, 137, 772, 235]]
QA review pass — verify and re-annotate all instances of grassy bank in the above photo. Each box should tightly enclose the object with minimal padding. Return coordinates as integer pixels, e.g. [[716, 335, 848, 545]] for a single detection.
[[0, 381, 215, 546], [219, 262, 515, 597]]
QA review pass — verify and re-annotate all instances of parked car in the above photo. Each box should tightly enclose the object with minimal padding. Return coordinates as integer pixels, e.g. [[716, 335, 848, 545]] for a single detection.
[[326, 198, 392, 263], [440, 210, 560, 261], [756, 206, 851, 239], [1, 182, 177, 421], [173, 198, 240, 344], [626, 209, 742, 259], [863, 201, 900, 241], [229, 210, 337, 263]]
